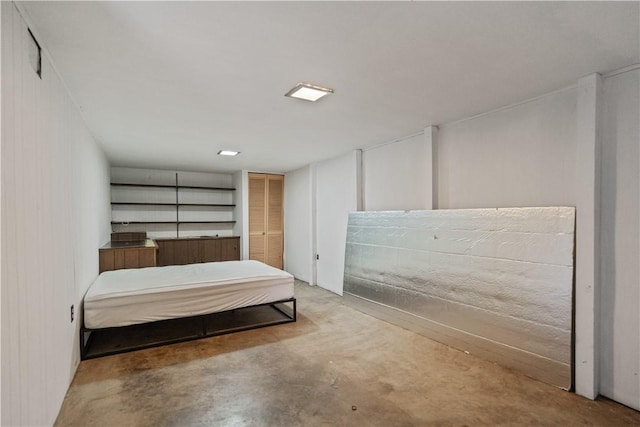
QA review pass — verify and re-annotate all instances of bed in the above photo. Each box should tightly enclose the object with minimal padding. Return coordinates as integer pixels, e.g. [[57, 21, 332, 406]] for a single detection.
[[81, 260, 296, 359]]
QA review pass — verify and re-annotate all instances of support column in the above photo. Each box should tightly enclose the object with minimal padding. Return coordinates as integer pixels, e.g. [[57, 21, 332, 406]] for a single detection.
[[575, 73, 603, 399], [424, 126, 439, 209]]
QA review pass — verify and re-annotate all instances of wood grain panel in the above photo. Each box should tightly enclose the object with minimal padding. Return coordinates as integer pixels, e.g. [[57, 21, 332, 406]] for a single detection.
[[156, 240, 174, 266], [187, 240, 200, 264], [220, 238, 240, 261], [173, 240, 189, 265], [267, 175, 284, 232], [248, 173, 284, 268], [156, 237, 240, 265], [249, 234, 266, 263], [249, 174, 266, 234], [99, 251, 114, 273], [138, 247, 156, 268], [201, 239, 220, 262], [123, 249, 139, 269], [114, 249, 125, 270], [266, 234, 283, 269]]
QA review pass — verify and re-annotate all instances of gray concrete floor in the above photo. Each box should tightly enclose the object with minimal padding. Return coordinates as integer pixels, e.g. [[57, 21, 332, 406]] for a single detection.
[[56, 281, 640, 426]]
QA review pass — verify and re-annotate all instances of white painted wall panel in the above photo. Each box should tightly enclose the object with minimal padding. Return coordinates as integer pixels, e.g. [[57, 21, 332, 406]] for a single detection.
[[437, 88, 578, 209], [599, 68, 640, 410], [1, 4, 110, 425], [363, 133, 430, 211], [284, 165, 312, 282], [315, 151, 361, 295], [344, 207, 575, 388], [232, 170, 246, 258]]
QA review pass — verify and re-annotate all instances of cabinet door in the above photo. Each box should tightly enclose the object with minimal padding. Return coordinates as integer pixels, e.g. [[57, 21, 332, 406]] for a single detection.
[[248, 173, 284, 269], [114, 249, 126, 270], [124, 249, 140, 269], [266, 175, 284, 269], [220, 238, 240, 261], [156, 240, 174, 266], [201, 239, 220, 263], [249, 174, 267, 263], [187, 240, 200, 264], [99, 250, 115, 273], [138, 247, 156, 268], [173, 240, 190, 265]]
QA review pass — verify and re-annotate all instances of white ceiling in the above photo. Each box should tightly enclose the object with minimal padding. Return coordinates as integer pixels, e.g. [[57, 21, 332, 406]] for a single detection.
[[21, 1, 639, 174]]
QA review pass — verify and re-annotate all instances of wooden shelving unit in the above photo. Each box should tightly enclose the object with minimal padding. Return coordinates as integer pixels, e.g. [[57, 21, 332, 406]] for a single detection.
[[110, 174, 237, 236]]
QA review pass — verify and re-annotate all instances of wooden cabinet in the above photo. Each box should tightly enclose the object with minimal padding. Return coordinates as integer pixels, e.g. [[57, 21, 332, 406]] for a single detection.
[[248, 173, 283, 269], [99, 239, 158, 273], [155, 236, 240, 266]]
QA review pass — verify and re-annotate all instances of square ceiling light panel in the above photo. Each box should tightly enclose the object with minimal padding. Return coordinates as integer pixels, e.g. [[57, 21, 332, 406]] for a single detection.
[[217, 150, 240, 156], [285, 82, 334, 102]]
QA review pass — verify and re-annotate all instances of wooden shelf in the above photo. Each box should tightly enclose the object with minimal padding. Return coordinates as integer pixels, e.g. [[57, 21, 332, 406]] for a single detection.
[[111, 221, 176, 225], [111, 221, 236, 225], [110, 174, 236, 237], [179, 203, 236, 207], [112, 202, 236, 207], [111, 183, 235, 191], [112, 202, 175, 206], [178, 221, 236, 224], [178, 185, 235, 191]]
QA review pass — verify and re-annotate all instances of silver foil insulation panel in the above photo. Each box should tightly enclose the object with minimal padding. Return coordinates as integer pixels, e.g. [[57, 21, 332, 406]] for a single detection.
[[343, 207, 575, 389]]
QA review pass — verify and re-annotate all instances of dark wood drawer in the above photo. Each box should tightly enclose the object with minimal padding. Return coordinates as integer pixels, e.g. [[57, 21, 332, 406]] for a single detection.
[[156, 236, 240, 266]]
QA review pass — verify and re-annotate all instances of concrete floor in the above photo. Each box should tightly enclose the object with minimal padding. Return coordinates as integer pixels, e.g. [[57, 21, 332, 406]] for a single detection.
[[56, 281, 640, 426]]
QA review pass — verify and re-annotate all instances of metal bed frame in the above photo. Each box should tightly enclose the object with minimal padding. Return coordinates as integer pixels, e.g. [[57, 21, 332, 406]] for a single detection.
[[80, 297, 296, 360]]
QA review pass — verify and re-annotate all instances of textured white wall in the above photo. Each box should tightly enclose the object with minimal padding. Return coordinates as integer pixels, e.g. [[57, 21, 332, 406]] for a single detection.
[[437, 87, 578, 209], [315, 151, 361, 295], [599, 68, 640, 410], [1, 3, 111, 425], [363, 133, 431, 211], [284, 165, 313, 282]]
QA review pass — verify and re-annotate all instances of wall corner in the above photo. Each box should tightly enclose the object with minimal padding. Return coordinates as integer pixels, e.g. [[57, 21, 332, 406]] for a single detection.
[[574, 72, 603, 400]]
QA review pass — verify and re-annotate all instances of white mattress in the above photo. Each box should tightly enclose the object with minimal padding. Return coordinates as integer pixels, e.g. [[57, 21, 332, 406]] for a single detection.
[[84, 260, 294, 329]]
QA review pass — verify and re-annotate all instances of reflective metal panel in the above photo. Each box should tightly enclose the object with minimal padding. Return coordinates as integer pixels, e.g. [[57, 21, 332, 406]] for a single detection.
[[344, 207, 575, 389]]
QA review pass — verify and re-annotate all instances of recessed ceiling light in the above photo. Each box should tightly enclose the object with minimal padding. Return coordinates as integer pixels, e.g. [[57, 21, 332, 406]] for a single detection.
[[218, 150, 240, 156], [285, 82, 334, 102]]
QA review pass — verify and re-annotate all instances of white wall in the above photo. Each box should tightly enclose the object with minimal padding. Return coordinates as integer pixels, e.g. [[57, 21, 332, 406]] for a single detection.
[[232, 170, 246, 259], [284, 165, 313, 282], [315, 151, 361, 295], [437, 87, 578, 209], [1, 3, 111, 425], [363, 133, 431, 211], [599, 68, 640, 409], [285, 65, 639, 408]]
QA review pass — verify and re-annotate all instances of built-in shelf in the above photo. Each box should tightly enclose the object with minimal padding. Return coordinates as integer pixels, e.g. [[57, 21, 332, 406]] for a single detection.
[[110, 221, 177, 225], [111, 221, 236, 225], [110, 173, 237, 237], [112, 202, 236, 207], [111, 183, 235, 191], [178, 221, 237, 224], [111, 202, 176, 206]]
